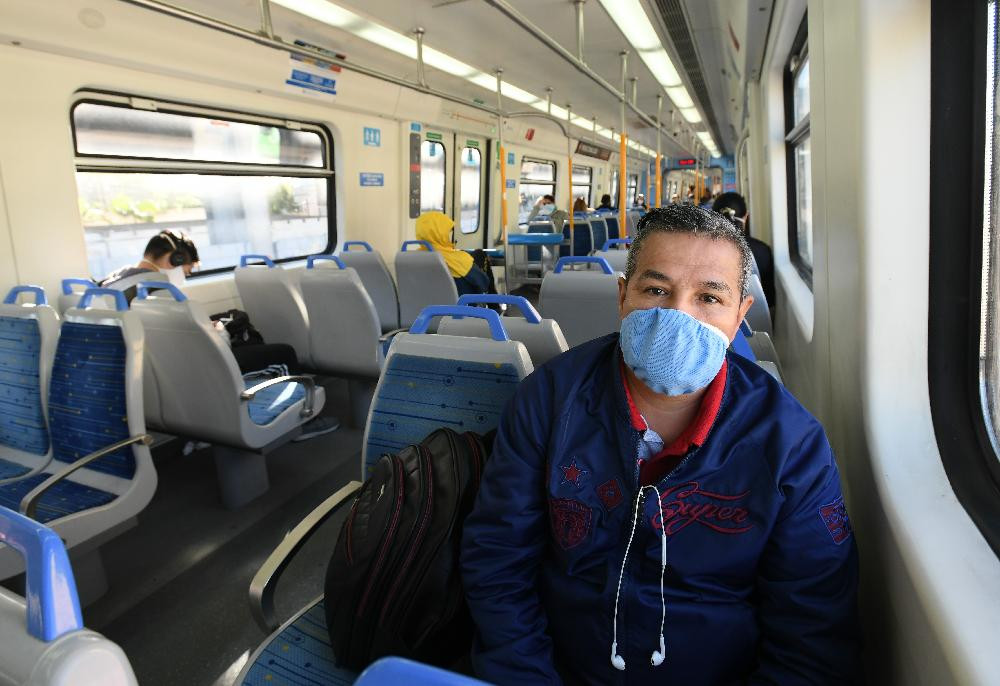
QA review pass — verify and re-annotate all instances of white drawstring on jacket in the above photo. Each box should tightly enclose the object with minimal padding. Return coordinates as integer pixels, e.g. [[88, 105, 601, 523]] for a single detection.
[[610, 485, 668, 671]]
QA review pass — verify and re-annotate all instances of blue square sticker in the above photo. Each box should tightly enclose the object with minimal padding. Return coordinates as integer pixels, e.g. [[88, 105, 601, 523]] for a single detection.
[[363, 127, 381, 147]]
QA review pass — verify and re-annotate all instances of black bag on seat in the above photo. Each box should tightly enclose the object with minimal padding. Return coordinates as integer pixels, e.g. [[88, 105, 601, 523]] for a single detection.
[[324, 427, 493, 670]]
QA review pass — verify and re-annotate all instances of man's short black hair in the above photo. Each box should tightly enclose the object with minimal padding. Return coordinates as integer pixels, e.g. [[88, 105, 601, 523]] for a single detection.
[[600, 194, 612, 206], [712, 192, 748, 219], [624, 205, 753, 298], [143, 231, 200, 265], [542, 194, 555, 202]]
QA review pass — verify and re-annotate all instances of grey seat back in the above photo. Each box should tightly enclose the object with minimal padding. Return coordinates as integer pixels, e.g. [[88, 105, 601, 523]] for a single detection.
[[437, 295, 568, 366], [394, 241, 459, 329], [132, 285, 324, 450], [0, 506, 137, 685], [339, 242, 400, 333], [299, 256, 382, 378], [745, 273, 772, 334], [539, 257, 621, 348], [594, 239, 631, 274], [233, 255, 312, 368]]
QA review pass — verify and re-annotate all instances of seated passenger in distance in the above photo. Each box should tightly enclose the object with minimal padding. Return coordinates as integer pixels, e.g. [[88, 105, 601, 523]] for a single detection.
[[713, 191, 776, 312], [573, 197, 592, 213], [596, 193, 613, 211], [100, 230, 200, 299], [461, 205, 861, 685], [415, 211, 496, 297], [633, 193, 648, 211]]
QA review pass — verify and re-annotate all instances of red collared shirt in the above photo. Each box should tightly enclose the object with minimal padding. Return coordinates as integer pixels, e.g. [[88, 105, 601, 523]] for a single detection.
[[622, 358, 728, 485]]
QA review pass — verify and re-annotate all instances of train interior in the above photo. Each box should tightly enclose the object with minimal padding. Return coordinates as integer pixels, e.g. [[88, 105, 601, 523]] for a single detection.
[[0, 0, 998, 684]]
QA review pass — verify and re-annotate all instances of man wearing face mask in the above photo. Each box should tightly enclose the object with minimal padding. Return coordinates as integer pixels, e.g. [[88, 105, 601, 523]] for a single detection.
[[461, 205, 862, 685], [100, 230, 200, 300]]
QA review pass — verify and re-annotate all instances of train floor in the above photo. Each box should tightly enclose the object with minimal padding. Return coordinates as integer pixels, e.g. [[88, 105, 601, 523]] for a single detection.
[[86, 377, 361, 686]]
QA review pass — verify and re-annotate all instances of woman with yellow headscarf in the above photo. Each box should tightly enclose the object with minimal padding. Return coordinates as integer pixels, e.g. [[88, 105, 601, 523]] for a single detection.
[[415, 211, 494, 296]]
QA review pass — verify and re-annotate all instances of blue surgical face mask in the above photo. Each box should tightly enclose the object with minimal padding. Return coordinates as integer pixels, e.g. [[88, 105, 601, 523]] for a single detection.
[[619, 307, 730, 396], [538, 203, 555, 216]]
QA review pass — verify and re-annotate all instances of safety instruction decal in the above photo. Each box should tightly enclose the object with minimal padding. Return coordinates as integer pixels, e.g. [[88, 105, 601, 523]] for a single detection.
[[360, 172, 385, 187]]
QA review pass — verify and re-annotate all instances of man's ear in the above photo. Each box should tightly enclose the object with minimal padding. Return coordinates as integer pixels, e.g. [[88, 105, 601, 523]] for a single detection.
[[617, 276, 628, 319], [735, 294, 755, 337]]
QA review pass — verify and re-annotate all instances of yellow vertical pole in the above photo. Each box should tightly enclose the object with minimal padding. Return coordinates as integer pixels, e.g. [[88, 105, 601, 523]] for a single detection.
[[655, 154, 662, 209], [619, 135, 628, 237]]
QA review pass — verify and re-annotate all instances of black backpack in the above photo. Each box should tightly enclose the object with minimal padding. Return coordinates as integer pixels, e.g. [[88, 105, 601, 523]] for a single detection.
[[324, 427, 493, 670], [209, 309, 264, 347]]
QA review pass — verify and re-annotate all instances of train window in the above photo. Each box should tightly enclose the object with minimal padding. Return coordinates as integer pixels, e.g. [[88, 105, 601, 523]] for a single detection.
[[71, 95, 333, 278], [421, 140, 446, 213], [459, 146, 481, 234], [572, 165, 593, 207], [610, 169, 620, 207], [519, 157, 557, 222], [627, 174, 639, 205], [784, 16, 812, 284]]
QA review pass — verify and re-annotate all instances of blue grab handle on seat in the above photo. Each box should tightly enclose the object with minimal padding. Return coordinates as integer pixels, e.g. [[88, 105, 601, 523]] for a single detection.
[[135, 281, 188, 302], [240, 254, 275, 268], [77, 288, 129, 311], [401, 240, 434, 252], [307, 254, 347, 269], [554, 256, 614, 274], [457, 294, 541, 324], [342, 241, 374, 252], [409, 305, 509, 341], [3, 285, 47, 306], [61, 278, 95, 295], [600, 238, 632, 251], [0, 506, 83, 642], [356, 657, 491, 686]]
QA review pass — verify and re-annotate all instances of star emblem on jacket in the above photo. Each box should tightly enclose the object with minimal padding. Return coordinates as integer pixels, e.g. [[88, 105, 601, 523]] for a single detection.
[[559, 459, 588, 487]]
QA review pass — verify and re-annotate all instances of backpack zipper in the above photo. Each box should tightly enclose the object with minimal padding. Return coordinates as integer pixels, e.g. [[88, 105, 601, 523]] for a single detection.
[[378, 445, 435, 625], [357, 455, 405, 616], [344, 498, 360, 565]]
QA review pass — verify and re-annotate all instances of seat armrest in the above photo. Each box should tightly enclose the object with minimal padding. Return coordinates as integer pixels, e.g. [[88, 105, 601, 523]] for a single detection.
[[249, 480, 363, 633], [240, 375, 317, 419], [20, 434, 153, 520]]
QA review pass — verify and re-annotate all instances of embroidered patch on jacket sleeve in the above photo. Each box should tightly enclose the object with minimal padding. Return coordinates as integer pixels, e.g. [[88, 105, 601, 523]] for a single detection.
[[596, 478, 624, 511], [549, 498, 593, 550], [819, 497, 853, 544]]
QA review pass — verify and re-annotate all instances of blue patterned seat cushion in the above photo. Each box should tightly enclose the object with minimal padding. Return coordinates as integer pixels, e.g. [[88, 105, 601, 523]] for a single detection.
[[0, 316, 49, 455], [243, 379, 306, 425], [365, 353, 520, 472], [0, 472, 116, 523], [49, 322, 134, 479], [0, 458, 30, 479], [242, 600, 355, 686]]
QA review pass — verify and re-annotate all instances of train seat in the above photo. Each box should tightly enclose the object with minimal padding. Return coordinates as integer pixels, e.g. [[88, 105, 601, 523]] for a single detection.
[[560, 215, 594, 257], [339, 241, 401, 334], [745, 273, 772, 334], [239, 306, 532, 684], [0, 506, 137, 685], [394, 241, 459, 329], [539, 257, 621, 348], [597, 210, 621, 241], [438, 294, 568, 366], [354, 658, 489, 685], [131, 282, 324, 509], [0, 287, 59, 484], [594, 238, 631, 273], [0, 288, 157, 588], [234, 255, 314, 368], [587, 213, 609, 252], [524, 219, 557, 263], [299, 255, 384, 426], [57, 278, 95, 315], [626, 210, 642, 236], [757, 360, 783, 384]]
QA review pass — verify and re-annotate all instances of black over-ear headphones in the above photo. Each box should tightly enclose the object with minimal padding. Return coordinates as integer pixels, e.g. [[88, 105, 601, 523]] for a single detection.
[[159, 231, 188, 267]]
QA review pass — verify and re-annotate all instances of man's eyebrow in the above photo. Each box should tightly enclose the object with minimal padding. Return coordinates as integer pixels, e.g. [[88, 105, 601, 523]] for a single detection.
[[638, 269, 672, 281], [701, 280, 733, 295]]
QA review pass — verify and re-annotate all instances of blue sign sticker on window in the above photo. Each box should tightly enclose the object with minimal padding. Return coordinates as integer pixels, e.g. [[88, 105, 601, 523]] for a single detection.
[[411, 123, 422, 132], [507, 152, 515, 165], [363, 127, 381, 147], [360, 172, 385, 187], [506, 179, 516, 188]]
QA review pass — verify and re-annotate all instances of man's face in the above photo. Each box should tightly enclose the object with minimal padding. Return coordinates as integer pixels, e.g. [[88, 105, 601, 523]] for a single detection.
[[617, 231, 753, 342]]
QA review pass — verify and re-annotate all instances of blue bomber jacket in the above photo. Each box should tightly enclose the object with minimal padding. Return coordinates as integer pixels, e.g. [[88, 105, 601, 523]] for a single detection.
[[460, 334, 862, 685]]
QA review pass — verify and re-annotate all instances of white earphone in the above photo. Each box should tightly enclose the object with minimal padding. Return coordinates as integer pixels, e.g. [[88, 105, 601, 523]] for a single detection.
[[610, 485, 669, 671]]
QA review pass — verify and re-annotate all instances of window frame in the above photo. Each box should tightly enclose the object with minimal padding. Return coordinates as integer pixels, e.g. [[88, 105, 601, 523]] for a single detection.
[[627, 174, 639, 205], [519, 156, 558, 223], [70, 91, 336, 278], [572, 163, 593, 207], [783, 16, 813, 287], [420, 138, 448, 215], [458, 145, 482, 235], [928, 0, 1000, 558]]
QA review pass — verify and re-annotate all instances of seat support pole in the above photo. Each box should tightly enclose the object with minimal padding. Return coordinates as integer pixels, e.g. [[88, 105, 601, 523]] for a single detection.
[[213, 446, 269, 509]]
